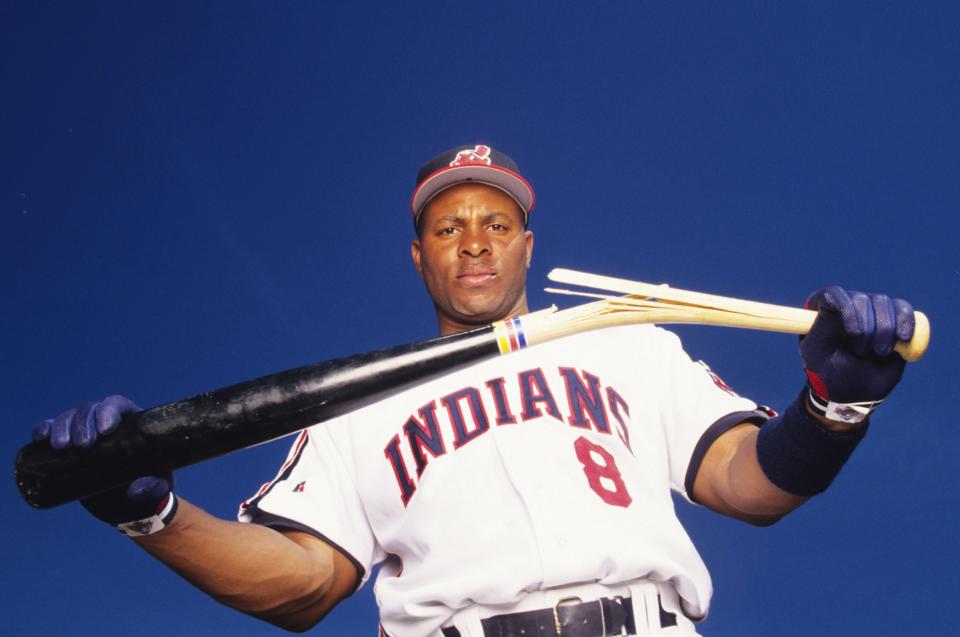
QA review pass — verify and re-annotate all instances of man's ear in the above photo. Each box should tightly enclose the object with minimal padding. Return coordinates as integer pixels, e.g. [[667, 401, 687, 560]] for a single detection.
[[411, 239, 424, 277], [524, 230, 534, 269]]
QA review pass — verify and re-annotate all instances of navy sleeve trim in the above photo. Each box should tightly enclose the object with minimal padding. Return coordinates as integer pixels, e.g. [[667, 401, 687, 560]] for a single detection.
[[249, 511, 366, 594], [683, 409, 772, 504]]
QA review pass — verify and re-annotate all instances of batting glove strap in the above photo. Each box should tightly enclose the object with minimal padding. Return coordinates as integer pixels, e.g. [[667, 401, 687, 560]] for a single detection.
[[756, 392, 868, 496], [806, 388, 883, 425], [115, 493, 179, 538]]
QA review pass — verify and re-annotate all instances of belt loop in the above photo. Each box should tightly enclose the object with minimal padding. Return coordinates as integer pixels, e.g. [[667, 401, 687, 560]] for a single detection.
[[626, 581, 654, 634], [656, 595, 678, 629], [448, 604, 483, 637]]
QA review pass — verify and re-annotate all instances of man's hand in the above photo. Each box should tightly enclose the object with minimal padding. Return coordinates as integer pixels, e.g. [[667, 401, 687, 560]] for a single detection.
[[33, 396, 175, 535], [801, 287, 915, 425], [700, 286, 919, 509], [33, 395, 139, 449]]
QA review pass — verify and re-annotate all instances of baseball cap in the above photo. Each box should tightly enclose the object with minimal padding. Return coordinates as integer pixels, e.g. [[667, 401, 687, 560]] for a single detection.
[[410, 144, 536, 226]]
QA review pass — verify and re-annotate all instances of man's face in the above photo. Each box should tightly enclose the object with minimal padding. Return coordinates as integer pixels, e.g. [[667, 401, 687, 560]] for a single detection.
[[411, 183, 534, 336]]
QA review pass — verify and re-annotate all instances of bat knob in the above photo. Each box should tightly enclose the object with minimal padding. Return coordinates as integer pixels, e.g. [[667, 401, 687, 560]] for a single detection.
[[894, 311, 930, 362]]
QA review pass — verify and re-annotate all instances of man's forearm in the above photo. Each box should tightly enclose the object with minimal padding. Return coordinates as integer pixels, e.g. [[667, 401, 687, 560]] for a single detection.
[[723, 426, 809, 522], [133, 499, 337, 629], [698, 403, 869, 525], [694, 423, 808, 525]]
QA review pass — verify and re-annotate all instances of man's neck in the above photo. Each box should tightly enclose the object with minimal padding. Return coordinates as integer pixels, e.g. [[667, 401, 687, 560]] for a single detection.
[[435, 303, 530, 337]]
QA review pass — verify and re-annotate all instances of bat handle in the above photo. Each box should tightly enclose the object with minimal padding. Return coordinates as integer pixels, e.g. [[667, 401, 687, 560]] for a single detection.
[[894, 310, 930, 362]]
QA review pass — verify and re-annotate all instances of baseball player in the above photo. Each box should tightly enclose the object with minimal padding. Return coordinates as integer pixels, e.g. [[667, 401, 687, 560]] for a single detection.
[[33, 144, 915, 636]]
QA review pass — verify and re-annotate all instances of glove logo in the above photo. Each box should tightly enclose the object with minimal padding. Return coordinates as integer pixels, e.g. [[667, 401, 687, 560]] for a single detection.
[[832, 406, 858, 421], [124, 519, 156, 536], [292, 481, 306, 493], [449, 145, 492, 167]]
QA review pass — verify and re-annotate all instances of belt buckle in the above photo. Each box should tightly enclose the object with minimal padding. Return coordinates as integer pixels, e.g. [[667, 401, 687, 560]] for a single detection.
[[552, 596, 598, 637]]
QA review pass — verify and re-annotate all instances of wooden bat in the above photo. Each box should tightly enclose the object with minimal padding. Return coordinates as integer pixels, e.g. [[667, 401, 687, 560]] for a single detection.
[[546, 268, 930, 362], [16, 271, 929, 509]]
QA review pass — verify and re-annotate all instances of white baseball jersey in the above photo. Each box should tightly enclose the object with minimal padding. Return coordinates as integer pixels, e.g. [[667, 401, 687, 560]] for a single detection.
[[238, 324, 770, 637]]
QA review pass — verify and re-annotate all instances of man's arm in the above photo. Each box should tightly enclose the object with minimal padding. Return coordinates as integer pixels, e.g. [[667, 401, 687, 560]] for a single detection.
[[691, 286, 915, 525], [32, 397, 358, 632], [692, 422, 806, 525], [134, 499, 358, 632]]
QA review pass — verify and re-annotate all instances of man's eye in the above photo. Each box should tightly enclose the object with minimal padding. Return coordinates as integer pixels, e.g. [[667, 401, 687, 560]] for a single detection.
[[438, 227, 458, 236], [490, 223, 508, 232]]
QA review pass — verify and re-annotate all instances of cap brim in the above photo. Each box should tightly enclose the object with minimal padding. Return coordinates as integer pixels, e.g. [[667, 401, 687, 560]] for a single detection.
[[411, 165, 535, 219]]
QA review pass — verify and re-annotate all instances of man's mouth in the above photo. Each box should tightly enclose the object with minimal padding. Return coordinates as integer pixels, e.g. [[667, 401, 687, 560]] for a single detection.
[[457, 267, 497, 288]]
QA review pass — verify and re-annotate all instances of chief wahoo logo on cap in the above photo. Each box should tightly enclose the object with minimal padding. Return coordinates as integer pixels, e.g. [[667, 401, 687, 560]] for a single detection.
[[449, 145, 492, 167]]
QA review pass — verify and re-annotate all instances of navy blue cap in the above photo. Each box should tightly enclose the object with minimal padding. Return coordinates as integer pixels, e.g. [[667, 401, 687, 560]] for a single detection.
[[410, 144, 535, 223]]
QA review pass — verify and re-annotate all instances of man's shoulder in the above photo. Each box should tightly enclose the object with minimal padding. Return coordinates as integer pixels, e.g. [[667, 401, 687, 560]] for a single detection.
[[543, 322, 678, 349]]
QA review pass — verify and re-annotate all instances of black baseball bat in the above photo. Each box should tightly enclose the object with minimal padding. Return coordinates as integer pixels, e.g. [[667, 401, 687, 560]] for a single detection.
[[16, 326, 504, 509]]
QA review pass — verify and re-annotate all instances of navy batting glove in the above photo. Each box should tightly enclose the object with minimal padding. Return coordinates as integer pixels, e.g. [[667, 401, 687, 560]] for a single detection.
[[33, 394, 139, 449], [801, 287, 914, 422], [81, 473, 177, 536], [32, 395, 178, 536]]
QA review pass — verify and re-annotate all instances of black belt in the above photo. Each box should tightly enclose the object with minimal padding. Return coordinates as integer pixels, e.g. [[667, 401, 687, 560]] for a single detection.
[[440, 594, 678, 637]]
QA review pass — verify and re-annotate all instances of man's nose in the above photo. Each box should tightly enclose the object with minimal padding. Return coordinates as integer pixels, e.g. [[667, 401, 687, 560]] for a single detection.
[[459, 228, 491, 257]]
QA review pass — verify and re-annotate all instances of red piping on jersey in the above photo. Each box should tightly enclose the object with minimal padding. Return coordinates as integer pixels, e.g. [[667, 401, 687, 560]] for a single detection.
[[240, 430, 309, 510]]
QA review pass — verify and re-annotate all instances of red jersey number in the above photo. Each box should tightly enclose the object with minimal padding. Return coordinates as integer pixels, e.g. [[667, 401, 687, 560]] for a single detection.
[[573, 436, 632, 508]]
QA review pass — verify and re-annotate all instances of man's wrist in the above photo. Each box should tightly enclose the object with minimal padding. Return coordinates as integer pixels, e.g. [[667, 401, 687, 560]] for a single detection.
[[804, 388, 881, 431], [803, 391, 872, 433], [114, 492, 179, 538], [756, 391, 868, 496]]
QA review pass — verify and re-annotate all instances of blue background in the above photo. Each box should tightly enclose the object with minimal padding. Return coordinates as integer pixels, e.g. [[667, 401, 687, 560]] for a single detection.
[[4, 2, 957, 636]]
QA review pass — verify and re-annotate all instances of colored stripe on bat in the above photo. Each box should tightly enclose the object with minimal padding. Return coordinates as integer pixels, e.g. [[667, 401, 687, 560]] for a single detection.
[[506, 319, 520, 351], [513, 317, 527, 348], [492, 317, 528, 354], [493, 320, 511, 353]]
